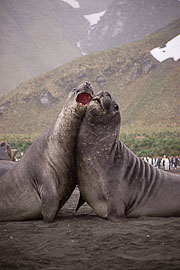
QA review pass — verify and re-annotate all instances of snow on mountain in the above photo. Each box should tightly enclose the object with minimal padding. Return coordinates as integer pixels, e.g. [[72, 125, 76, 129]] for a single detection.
[[83, 10, 106, 26], [76, 10, 106, 55], [1, 0, 180, 95], [80, 0, 180, 55], [150, 34, 180, 62], [76, 41, 86, 55], [61, 0, 80, 9]]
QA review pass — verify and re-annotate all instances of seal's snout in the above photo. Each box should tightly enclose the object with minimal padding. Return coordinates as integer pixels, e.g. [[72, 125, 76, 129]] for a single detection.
[[102, 94, 112, 112], [91, 91, 112, 112], [84, 82, 91, 89]]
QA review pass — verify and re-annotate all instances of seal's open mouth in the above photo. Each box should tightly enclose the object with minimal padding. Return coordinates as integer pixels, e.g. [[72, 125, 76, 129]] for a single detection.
[[76, 93, 92, 107]]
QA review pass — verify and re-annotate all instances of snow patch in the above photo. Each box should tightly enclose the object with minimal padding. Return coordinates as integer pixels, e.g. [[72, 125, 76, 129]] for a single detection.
[[76, 10, 106, 55], [76, 41, 87, 56], [84, 10, 106, 26], [150, 34, 180, 62], [61, 0, 80, 8]]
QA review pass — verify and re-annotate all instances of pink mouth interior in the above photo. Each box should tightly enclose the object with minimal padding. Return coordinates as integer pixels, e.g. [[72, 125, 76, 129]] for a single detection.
[[76, 93, 92, 106]]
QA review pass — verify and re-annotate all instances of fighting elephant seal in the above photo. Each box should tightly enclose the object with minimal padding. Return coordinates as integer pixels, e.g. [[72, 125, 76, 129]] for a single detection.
[[0, 141, 12, 160], [0, 82, 93, 222], [0, 160, 16, 178], [76, 91, 180, 221], [0, 142, 17, 177]]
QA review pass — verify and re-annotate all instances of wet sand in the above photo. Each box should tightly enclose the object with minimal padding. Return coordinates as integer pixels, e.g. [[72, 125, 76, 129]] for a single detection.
[[1, 170, 180, 270]]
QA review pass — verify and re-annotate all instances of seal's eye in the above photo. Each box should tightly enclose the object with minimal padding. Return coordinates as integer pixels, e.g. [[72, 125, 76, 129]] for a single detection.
[[114, 104, 119, 111]]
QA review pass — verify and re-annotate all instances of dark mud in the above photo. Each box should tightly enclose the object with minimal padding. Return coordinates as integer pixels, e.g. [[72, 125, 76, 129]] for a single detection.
[[1, 170, 180, 270]]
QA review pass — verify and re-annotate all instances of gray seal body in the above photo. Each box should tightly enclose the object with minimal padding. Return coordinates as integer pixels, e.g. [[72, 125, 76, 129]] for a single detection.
[[0, 82, 93, 222], [76, 91, 180, 221]]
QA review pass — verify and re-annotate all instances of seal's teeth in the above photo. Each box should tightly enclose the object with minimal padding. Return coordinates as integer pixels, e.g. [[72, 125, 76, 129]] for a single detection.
[[79, 102, 88, 107]]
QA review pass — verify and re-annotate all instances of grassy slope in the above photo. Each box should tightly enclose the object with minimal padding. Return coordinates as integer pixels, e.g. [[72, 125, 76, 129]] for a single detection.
[[0, 19, 180, 136]]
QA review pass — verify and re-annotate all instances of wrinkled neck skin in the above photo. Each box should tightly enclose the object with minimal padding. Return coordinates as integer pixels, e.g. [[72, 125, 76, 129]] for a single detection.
[[109, 140, 180, 219], [116, 141, 161, 198]]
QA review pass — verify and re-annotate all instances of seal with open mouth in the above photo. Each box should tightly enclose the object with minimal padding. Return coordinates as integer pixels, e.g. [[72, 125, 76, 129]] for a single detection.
[[0, 82, 93, 222], [76, 91, 180, 221]]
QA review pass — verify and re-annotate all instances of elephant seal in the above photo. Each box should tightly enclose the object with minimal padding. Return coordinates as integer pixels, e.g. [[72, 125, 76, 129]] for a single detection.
[[76, 91, 180, 221], [0, 142, 11, 160], [0, 142, 17, 177], [0, 142, 16, 177], [0, 141, 18, 161], [0, 160, 16, 177], [0, 82, 93, 222]]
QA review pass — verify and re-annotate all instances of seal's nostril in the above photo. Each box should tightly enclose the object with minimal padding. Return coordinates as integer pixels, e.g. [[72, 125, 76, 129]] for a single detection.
[[84, 82, 91, 89]]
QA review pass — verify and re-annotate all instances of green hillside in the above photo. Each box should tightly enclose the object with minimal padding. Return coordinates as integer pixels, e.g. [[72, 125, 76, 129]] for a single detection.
[[0, 19, 180, 139]]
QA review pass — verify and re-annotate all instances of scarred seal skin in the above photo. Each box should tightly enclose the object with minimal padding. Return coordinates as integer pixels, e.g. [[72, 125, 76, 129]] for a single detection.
[[0, 82, 93, 222], [76, 91, 180, 221]]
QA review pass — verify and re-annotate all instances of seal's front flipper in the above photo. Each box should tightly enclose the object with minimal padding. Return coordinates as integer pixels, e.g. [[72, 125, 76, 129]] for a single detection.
[[41, 180, 59, 222], [76, 193, 85, 212], [42, 195, 59, 222]]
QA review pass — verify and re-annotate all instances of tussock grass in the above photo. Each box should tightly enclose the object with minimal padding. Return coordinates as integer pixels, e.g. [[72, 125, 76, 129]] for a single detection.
[[1, 131, 180, 157]]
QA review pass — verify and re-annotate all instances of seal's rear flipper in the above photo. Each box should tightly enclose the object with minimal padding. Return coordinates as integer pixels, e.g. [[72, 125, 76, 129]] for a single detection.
[[76, 194, 85, 212]]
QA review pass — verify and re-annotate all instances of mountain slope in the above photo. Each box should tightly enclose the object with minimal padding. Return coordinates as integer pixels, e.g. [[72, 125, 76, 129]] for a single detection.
[[80, 0, 180, 54], [0, 0, 86, 95], [1, 0, 180, 95], [0, 19, 180, 135]]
